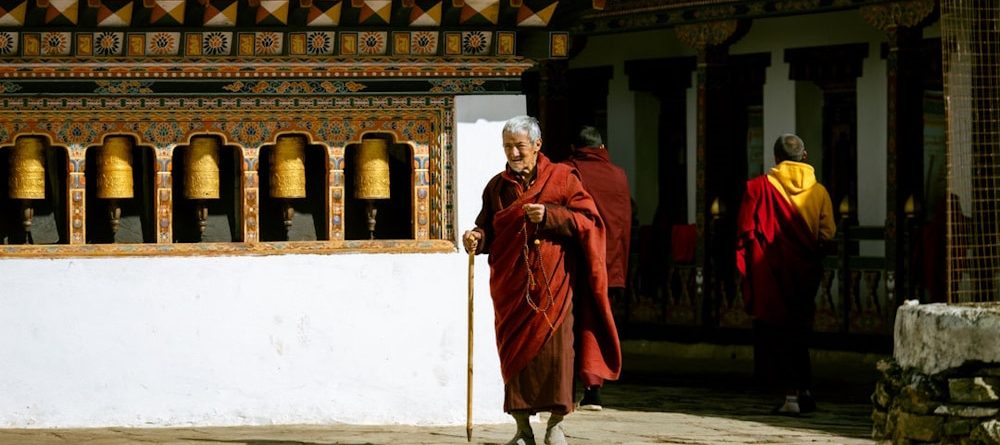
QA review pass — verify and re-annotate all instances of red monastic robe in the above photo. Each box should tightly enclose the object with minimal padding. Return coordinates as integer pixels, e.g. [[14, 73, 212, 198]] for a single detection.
[[475, 154, 621, 385], [735, 175, 824, 325], [564, 147, 632, 289]]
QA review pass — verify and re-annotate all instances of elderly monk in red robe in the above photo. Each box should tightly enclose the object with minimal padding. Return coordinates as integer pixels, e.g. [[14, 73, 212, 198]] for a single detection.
[[736, 133, 835, 416], [563, 125, 631, 411], [463, 116, 621, 445]]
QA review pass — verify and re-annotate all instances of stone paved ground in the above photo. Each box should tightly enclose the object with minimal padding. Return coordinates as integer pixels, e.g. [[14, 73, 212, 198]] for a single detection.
[[0, 343, 885, 444], [0, 379, 877, 445]]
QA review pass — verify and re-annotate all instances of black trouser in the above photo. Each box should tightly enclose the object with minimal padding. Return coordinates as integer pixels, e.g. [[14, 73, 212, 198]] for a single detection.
[[752, 319, 812, 393]]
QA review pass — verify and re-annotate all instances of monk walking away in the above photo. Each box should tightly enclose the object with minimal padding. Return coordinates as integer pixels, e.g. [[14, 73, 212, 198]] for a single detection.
[[463, 116, 621, 445], [563, 125, 632, 411], [735, 133, 835, 416]]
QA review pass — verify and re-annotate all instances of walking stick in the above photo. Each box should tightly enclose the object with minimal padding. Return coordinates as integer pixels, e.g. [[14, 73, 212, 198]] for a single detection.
[[466, 240, 476, 442]]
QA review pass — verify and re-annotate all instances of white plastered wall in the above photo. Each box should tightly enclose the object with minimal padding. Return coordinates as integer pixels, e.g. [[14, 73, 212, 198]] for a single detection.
[[0, 95, 519, 428]]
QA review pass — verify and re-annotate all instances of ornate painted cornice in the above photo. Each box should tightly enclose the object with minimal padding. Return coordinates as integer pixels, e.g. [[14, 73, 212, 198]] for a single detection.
[[574, 0, 902, 35], [0, 29, 527, 59], [860, 0, 936, 31], [674, 19, 742, 49]]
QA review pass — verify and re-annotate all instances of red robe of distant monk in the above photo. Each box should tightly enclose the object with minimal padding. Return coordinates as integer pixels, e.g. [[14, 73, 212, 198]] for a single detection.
[[564, 146, 632, 289], [474, 154, 622, 395]]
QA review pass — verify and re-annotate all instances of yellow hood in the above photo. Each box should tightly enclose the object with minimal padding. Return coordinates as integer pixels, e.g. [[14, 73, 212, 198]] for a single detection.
[[768, 161, 817, 196], [765, 160, 836, 240]]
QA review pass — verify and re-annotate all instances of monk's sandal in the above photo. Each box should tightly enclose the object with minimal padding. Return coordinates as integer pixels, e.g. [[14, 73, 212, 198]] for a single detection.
[[506, 412, 536, 445]]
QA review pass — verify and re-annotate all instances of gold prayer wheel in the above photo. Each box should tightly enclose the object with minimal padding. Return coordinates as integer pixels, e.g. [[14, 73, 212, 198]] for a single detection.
[[270, 135, 307, 199], [184, 136, 221, 200], [97, 136, 134, 199], [354, 138, 390, 200], [9, 136, 47, 200]]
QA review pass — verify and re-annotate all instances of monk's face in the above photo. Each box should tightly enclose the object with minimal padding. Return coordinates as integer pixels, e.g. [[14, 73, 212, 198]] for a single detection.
[[503, 131, 542, 176]]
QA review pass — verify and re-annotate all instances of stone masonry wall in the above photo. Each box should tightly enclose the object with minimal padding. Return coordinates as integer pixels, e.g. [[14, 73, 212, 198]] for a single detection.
[[874, 358, 1000, 444]]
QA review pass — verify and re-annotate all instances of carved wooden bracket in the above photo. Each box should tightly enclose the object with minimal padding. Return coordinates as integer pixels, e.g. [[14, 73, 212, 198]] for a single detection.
[[674, 19, 746, 50], [861, 0, 936, 31]]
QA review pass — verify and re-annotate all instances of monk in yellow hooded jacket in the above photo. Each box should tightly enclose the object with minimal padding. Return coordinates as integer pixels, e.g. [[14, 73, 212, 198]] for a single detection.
[[735, 133, 835, 415]]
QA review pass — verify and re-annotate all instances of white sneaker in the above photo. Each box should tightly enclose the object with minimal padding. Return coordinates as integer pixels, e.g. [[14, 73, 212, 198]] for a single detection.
[[544, 424, 567, 445]]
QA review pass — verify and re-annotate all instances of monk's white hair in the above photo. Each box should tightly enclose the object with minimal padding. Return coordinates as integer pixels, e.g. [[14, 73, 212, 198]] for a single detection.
[[502, 115, 542, 143]]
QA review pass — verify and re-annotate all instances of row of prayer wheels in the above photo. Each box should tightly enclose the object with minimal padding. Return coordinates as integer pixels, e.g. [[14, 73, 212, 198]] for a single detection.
[[6, 134, 394, 242]]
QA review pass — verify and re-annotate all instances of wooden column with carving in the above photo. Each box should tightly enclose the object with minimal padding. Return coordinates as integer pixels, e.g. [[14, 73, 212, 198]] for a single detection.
[[328, 147, 344, 241], [243, 149, 260, 243], [676, 19, 748, 326], [155, 147, 172, 243], [862, 0, 935, 305], [67, 145, 86, 244]]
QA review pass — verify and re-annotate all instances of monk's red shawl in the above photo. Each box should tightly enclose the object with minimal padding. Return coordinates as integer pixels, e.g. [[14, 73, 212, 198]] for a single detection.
[[487, 155, 621, 384], [735, 176, 823, 324], [564, 147, 632, 288]]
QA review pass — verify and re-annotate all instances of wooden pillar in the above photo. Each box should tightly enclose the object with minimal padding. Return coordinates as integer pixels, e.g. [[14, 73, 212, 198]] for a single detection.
[[624, 56, 696, 304], [676, 19, 747, 324], [862, 0, 935, 304], [624, 56, 696, 228]]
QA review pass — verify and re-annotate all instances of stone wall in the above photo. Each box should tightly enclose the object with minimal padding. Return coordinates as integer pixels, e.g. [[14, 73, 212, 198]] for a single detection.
[[873, 358, 1000, 444]]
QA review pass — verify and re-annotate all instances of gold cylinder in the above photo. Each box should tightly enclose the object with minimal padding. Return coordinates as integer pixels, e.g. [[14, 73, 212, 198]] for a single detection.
[[270, 135, 307, 199], [9, 136, 47, 200], [184, 136, 221, 200], [354, 138, 390, 200], [97, 136, 134, 199]]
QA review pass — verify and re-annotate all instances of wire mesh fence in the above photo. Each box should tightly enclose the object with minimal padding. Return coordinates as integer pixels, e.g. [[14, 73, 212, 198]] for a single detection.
[[943, 0, 1000, 302]]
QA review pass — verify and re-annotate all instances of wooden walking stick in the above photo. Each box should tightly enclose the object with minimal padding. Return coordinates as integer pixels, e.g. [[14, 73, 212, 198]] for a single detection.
[[466, 239, 476, 442]]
